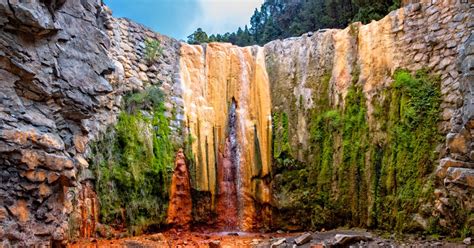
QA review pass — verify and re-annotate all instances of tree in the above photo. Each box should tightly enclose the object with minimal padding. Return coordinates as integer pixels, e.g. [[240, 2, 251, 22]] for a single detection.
[[186, 0, 399, 46], [187, 28, 209, 44], [250, 8, 265, 44]]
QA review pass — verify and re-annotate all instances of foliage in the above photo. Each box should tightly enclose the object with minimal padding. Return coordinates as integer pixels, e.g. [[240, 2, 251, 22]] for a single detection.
[[187, 28, 210, 45], [90, 87, 174, 234], [187, 0, 400, 46], [273, 69, 442, 233], [144, 38, 163, 64]]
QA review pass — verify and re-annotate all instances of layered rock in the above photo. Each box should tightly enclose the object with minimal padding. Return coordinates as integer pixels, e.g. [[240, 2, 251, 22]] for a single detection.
[[0, 0, 115, 246]]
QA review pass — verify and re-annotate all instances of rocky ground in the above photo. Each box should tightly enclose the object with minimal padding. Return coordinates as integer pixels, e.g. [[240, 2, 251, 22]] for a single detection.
[[68, 229, 472, 248]]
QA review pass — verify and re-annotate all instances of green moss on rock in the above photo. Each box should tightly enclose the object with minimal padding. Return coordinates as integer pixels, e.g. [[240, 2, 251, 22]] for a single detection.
[[90, 87, 174, 235], [272, 69, 442, 233]]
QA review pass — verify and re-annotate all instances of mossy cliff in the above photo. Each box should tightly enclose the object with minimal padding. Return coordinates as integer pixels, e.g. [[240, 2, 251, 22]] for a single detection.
[[271, 68, 442, 232], [89, 87, 175, 235], [265, 1, 472, 236]]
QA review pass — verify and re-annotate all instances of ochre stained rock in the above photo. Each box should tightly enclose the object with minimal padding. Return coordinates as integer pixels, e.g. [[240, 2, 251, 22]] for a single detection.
[[216, 138, 239, 230], [79, 182, 98, 239], [167, 149, 192, 229], [8, 200, 29, 222], [180, 42, 272, 231]]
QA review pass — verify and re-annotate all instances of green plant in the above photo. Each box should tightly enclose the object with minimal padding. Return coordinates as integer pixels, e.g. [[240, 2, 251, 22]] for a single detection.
[[144, 38, 163, 64], [272, 68, 443, 233], [91, 87, 174, 234]]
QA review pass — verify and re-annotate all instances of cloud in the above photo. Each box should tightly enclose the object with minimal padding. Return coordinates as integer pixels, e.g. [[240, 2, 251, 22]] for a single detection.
[[186, 0, 264, 36]]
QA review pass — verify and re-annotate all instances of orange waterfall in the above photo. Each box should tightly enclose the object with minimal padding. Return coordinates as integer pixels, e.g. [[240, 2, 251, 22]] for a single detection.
[[179, 42, 272, 231]]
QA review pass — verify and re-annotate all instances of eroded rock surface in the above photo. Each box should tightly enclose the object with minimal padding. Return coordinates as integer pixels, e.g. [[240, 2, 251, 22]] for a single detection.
[[0, 0, 114, 246], [0, 0, 472, 245]]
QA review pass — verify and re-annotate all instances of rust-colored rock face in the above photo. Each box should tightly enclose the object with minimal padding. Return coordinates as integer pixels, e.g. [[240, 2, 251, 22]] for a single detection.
[[167, 149, 193, 229], [79, 183, 99, 239], [180, 43, 272, 231], [216, 115, 239, 230]]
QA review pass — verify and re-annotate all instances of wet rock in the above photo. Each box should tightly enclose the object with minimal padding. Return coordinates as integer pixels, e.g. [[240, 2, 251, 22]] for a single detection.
[[167, 149, 192, 228], [209, 240, 221, 248], [330, 234, 372, 247], [295, 233, 312, 245], [463, 237, 472, 245], [271, 238, 286, 248]]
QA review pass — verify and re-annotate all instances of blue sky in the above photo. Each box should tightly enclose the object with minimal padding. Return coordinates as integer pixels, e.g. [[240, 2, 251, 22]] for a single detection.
[[104, 0, 264, 41]]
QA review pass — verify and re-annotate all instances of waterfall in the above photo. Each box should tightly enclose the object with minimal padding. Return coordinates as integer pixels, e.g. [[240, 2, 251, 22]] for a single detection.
[[216, 100, 239, 230], [179, 43, 272, 231]]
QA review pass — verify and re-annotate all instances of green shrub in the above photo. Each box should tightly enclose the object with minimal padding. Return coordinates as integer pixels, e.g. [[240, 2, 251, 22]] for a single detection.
[[144, 38, 163, 64]]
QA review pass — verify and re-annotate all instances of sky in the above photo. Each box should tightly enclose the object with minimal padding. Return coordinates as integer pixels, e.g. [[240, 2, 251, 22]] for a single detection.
[[104, 0, 264, 41]]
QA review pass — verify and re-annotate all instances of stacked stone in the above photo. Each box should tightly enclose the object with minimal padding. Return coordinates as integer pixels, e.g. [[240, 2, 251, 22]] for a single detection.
[[392, 0, 473, 231], [394, 1, 470, 133], [434, 9, 473, 230], [104, 17, 185, 145]]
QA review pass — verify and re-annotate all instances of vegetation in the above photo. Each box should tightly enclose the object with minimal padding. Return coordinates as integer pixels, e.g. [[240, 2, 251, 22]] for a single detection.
[[273, 69, 442, 233], [90, 87, 174, 235], [187, 0, 400, 46], [144, 38, 163, 64]]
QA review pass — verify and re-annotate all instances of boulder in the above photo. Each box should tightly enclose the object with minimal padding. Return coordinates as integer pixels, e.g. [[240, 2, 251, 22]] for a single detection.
[[295, 233, 312, 245], [329, 234, 372, 247], [271, 238, 286, 248]]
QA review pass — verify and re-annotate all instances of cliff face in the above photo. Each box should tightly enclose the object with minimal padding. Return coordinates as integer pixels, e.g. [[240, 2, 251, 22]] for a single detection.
[[0, 1, 182, 246], [265, 0, 472, 232], [0, 0, 472, 245], [179, 43, 272, 231], [0, 0, 114, 246]]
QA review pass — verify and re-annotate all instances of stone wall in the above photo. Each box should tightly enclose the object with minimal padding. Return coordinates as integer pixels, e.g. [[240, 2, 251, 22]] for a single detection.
[[435, 20, 473, 230]]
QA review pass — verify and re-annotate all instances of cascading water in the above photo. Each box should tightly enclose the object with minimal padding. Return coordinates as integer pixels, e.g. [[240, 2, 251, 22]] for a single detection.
[[216, 100, 240, 230], [179, 43, 272, 231]]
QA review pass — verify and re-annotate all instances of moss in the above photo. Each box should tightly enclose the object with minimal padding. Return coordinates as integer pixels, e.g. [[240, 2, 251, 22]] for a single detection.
[[90, 87, 174, 234], [272, 111, 291, 162], [272, 68, 442, 233], [374, 69, 442, 232]]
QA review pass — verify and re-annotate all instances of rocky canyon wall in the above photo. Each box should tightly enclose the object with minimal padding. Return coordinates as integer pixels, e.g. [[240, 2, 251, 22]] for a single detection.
[[0, 0, 183, 246], [265, 0, 472, 233], [0, 0, 115, 246], [0, 0, 472, 245]]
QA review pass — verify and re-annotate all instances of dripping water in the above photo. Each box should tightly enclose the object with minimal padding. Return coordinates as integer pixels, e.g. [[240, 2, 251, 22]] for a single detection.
[[216, 99, 240, 231]]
